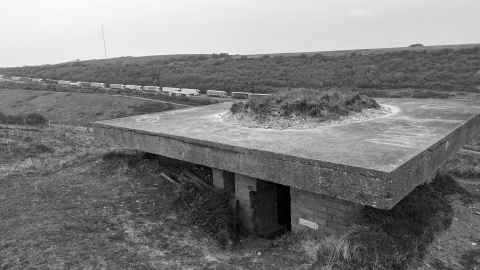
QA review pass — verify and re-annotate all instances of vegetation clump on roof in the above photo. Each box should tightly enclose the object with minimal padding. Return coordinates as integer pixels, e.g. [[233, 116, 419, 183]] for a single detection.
[[229, 89, 381, 128]]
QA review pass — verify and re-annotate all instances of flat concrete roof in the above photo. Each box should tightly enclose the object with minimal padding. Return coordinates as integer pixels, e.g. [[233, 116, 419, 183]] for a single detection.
[[94, 98, 480, 209]]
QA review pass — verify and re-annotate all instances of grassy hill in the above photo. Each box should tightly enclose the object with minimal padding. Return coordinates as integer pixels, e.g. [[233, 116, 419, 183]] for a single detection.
[[1, 43, 480, 93]]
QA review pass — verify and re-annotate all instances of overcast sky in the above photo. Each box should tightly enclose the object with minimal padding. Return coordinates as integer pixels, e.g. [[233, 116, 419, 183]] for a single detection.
[[1, 0, 478, 67]]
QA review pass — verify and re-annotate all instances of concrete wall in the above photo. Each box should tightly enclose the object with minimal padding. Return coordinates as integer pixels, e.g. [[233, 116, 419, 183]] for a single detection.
[[290, 188, 364, 234]]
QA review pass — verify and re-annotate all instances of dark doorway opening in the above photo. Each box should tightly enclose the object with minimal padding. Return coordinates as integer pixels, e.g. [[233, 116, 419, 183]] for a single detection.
[[253, 180, 291, 237], [276, 183, 291, 231]]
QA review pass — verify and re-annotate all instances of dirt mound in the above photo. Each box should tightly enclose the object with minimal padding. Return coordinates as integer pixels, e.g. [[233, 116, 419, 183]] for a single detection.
[[229, 89, 381, 129]]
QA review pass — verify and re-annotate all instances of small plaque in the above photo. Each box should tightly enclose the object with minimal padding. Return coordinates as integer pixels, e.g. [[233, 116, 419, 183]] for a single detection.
[[299, 218, 319, 230]]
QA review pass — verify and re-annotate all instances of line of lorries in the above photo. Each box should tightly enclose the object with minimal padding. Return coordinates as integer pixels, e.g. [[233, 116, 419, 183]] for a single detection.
[[0, 74, 265, 99]]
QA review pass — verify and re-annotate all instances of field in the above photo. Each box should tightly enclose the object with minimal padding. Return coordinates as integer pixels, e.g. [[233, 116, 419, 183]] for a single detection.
[[0, 89, 480, 269], [0, 89, 181, 125]]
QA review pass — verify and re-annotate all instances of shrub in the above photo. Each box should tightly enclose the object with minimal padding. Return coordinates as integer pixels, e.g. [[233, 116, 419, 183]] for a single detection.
[[0, 111, 48, 126], [24, 113, 48, 126]]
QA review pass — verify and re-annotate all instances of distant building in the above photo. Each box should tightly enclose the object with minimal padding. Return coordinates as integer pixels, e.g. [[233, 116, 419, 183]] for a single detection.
[[69, 82, 82, 87], [31, 78, 43, 82], [0, 75, 4, 79], [57, 80, 71, 85], [180, 88, 200, 96], [409, 43, 424, 47], [162, 87, 181, 96], [125, 85, 143, 91], [231, 91, 250, 99], [143, 86, 161, 92], [11, 76, 22, 81], [110, 84, 125, 90], [206, 90, 228, 97], [78, 82, 91, 87], [162, 87, 180, 93], [90, 82, 106, 88], [162, 87, 200, 96]]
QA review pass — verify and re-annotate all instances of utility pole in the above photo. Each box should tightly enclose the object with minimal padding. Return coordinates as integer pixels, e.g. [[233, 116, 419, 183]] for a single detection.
[[101, 24, 108, 58]]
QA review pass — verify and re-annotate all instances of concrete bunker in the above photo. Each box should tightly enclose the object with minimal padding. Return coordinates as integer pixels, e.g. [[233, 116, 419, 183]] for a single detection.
[[93, 98, 480, 235]]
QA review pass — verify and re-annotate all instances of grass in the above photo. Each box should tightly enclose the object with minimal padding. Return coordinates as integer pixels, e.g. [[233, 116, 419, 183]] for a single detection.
[[0, 111, 48, 126], [360, 88, 453, 99], [0, 88, 182, 125], [231, 89, 380, 121], [442, 152, 480, 179], [0, 140, 54, 163]]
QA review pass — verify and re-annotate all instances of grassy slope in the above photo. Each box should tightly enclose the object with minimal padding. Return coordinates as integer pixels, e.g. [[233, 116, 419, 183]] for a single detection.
[[0, 89, 179, 125], [1, 44, 480, 93]]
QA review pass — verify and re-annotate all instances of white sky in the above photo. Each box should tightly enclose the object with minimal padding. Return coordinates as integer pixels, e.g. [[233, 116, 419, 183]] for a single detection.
[[1, 0, 479, 67]]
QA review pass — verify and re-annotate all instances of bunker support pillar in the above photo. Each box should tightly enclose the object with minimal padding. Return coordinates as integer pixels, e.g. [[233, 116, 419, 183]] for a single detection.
[[212, 168, 235, 193]]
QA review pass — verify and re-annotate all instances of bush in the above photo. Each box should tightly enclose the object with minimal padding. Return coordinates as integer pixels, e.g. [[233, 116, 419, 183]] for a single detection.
[[24, 113, 48, 126], [0, 111, 48, 126]]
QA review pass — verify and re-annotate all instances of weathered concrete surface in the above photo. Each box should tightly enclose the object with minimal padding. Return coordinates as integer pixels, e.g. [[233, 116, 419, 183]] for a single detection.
[[291, 188, 363, 233], [235, 174, 257, 232], [94, 98, 480, 209], [212, 169, 235, 193]]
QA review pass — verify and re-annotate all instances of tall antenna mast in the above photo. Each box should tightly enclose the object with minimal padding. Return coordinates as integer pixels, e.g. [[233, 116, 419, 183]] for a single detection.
[[101, 24, 108, 58]]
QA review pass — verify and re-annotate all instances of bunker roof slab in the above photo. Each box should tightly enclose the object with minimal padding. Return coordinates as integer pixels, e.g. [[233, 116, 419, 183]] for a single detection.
[[94, 98, 480, 209]]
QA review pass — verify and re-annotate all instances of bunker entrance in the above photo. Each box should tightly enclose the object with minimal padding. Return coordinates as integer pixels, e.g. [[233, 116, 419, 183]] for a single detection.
[[276, 183, 291, 231], [252, 180, 291, 237]]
